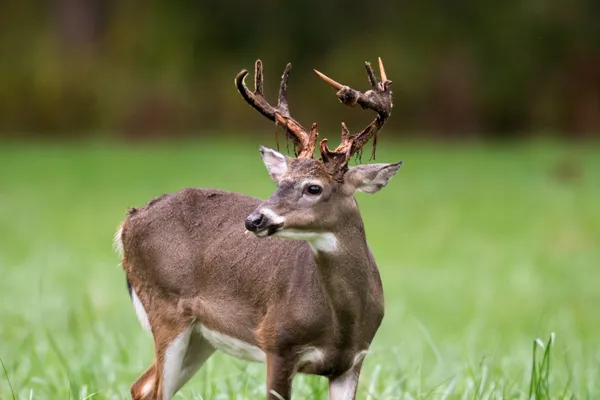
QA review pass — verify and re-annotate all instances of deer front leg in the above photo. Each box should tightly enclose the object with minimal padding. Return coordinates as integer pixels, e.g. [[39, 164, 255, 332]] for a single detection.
[[329, 370, 360, 400], [266, 353, 296, 400], [328, 352, 366, 400]]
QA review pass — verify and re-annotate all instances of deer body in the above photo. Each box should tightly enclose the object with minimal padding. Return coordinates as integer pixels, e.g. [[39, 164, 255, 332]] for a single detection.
[[122, 186, 383, 371], [119, 58, 400, 400]]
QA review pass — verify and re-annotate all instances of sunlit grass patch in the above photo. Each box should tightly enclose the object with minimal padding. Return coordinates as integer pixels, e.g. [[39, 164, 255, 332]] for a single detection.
[[0, 139, 598, 399]]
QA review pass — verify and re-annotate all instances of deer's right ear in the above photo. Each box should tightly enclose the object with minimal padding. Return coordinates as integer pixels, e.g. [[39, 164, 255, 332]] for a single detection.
[[259, 146, 288, 183]]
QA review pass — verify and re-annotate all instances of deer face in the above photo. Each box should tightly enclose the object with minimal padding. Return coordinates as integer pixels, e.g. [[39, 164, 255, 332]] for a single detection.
[[237, 57, 398, 249], [244, 147, 402, 245]]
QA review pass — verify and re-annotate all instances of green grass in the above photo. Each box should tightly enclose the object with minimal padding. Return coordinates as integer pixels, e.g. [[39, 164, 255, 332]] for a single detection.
[[0, 138, 599, 399]]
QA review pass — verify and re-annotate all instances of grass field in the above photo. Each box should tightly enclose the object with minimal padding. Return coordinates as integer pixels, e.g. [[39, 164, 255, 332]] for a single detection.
[[0, 139, 599, 399]]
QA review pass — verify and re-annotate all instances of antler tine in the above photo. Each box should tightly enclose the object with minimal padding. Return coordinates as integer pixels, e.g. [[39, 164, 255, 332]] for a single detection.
[[235, 64, 274, 121], [365, 62, 378, 89], [277, 63, 292, 117], [254, 59, 264, 95], [316, 57, 393, 175], [314, 69, 344, 90], [235, 60, 318, 158], [378, 57, 387, 84]]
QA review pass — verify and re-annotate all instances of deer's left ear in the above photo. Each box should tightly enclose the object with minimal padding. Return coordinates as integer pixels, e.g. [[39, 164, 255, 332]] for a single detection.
[[259, 146, 289, 183], [344, 162, 403, 194]]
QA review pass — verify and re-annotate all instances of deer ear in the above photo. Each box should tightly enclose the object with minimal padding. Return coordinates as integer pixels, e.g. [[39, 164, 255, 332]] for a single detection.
[[259, 146, 288, 182], [345, 162, 403, 194]]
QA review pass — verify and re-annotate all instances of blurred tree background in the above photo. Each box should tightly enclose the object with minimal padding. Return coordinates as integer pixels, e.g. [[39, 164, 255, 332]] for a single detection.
[[0, 0, 598, 140]]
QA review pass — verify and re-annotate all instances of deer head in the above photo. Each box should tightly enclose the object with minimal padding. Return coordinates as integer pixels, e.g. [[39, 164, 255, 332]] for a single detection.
[[236, 59, 402, 244]]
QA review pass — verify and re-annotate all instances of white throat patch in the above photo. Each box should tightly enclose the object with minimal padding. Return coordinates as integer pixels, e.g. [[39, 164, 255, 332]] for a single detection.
[[274, 230, 339, 253]]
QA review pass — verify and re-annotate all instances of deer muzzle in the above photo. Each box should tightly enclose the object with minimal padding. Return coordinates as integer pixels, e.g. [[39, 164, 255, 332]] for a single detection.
[[245, 209, 284, 237]]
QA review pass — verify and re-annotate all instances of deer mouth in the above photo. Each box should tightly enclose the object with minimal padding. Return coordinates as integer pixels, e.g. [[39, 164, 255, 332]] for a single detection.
[[245, 209, 286, 238], [254, 222, 284, 238]]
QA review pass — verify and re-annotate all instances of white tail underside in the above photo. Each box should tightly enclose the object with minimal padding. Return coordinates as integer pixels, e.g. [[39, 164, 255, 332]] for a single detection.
[[113, 224, 124, 256], [114, 225, 151, 332]]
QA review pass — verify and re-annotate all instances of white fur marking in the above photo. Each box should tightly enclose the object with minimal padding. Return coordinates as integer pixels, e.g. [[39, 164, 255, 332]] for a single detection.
[[166, 331, 216, 396], [356, 183, 382, 194], [295, 347, 326, 371], [261, 146, 288, 180], [141, 380, 153, 396], [259, 208, 285, 225], [131, 289, 151, 332], [197, 324, 266, 363], [329, 370, 358, 400], [162, 327, 192, 400], [255, 229, 270, 238], [115, 224, 151, 333], [353, 350, 368, 367], [274, 229, 339, 253], [113, 224, 124, 256], [329, 350, 368, 400]]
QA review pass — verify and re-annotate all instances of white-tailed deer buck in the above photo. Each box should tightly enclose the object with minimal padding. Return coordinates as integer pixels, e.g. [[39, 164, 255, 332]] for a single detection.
[[115, 57, 401, 400]]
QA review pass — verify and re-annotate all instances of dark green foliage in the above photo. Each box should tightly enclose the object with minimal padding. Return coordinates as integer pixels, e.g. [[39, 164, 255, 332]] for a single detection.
[[0, 1, 599, 138]]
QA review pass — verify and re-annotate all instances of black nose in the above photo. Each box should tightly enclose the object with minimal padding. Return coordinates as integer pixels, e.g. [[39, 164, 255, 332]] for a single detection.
[[245, 212, 264, 232]]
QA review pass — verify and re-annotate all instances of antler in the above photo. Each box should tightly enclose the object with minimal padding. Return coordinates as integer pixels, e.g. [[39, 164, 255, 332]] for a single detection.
[[314, 57, 393, 175], [235, 60, 318, 158]]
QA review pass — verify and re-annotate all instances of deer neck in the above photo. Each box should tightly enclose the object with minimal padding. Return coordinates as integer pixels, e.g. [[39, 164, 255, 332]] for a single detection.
[[277, 201, 370, 264], [273, 199, 377, 305], [309, 207, 374, 303]]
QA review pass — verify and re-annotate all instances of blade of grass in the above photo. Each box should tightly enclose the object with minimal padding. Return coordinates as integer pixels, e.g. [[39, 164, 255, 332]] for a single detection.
[[528, 338, 538, 400], [0, 355, 17, 400]]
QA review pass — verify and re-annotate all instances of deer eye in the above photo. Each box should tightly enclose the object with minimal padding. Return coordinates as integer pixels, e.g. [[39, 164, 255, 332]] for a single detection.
[[305, 185, 323, 195]]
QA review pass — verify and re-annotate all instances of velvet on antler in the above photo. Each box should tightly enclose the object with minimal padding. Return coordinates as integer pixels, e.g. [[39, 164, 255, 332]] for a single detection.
[[315, 57, 393, 175], [235, 60, 318, 158], [235, 58, 393, 176]]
